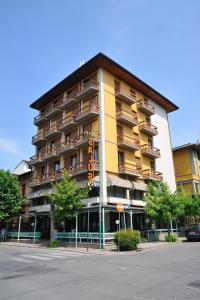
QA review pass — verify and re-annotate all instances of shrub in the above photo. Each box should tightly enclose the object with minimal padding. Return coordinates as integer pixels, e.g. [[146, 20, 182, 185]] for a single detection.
[[165, 233, 177, 242], [114, 229, 140, 251], [49, 239, 59, 248]]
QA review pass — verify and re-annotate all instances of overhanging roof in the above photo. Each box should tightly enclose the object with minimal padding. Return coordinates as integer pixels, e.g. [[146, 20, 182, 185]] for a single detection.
[[173, 142, 200, 154], [30, 52, 178, 113]]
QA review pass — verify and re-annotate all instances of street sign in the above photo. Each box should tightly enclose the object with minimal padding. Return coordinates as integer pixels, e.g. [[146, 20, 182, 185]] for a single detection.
[[116, 203, 124, 212], [124, 204, 129, 210], [115, 220, 120, 225]]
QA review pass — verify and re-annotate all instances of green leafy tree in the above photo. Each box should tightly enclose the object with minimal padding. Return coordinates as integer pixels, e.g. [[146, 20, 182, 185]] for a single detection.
[[48, 171, 89, 241], [144, 181, 177, 233], [174, 187, 200, 226], [0, 169, 24, 221]]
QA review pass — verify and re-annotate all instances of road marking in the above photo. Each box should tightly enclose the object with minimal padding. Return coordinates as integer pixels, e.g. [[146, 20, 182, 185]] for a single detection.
[[11, 257, 34, 263], [21, 255, 52, 261], [37, 253, 69, 259]]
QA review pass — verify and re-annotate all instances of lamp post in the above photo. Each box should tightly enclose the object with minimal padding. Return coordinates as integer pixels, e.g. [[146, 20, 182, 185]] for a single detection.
[[87, 202, 91, 252]]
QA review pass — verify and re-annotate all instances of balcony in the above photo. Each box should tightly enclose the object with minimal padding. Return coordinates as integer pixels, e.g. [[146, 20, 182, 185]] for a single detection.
[[29, 155, 44, 166], [115, 89, 136, 105], [45, 101, 62, 119], [137, 99, 155, 115], [58, 116, 77, 131], [44, 124, 61, 139], [118, 162, 142, 177], [117, 135, 140, 151], [42, 147, 60, 162], [140, 144, 160, 159], [32, 133, 45, 146], [76, 132, 100, 148], [142, 169, 163, 180], [34, 113, 46, 126], [76, 81, 99, 100], [60, 92, 79, 110], [116, 110, 138, 127], [58, 141, 77, 155], [73, 161, 100, 176], [138, 121, 158, 136], [76, 104, 99, 123], [29, 170, 64, 188]]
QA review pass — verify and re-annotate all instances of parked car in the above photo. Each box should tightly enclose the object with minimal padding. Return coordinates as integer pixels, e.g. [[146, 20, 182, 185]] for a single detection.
[[185, 223, 200, 241]]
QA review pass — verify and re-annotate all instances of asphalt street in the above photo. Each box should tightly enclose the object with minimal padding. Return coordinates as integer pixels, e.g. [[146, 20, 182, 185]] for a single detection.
[[0, 242, 200, 300]]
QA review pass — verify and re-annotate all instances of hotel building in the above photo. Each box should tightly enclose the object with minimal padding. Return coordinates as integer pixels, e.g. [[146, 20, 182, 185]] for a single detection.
[[28, 53, 178, 243], [173, 142, 200, 194]]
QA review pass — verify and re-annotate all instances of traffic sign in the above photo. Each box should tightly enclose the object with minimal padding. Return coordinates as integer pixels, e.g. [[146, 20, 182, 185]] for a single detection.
[[116, 203, 124, 212]]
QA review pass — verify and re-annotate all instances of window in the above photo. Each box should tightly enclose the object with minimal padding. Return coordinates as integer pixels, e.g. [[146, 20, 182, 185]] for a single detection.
[[50, 141, 55, 150], [65, 134, 71, 144], [194, 182, 199, 193], [130, 190, 144, 200], [21, 184, 26, 197], [148, 138, 153, 146], [94, 147, 98, 160], [150, 161, 155, 172], [54, 161, 60, 172], [41, 166, 46, 176], [71, 155, 77, 167], [118, 151, 124, 163]]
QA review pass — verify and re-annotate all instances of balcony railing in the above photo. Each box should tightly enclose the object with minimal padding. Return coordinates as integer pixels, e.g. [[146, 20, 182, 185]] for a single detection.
[[138, 121, 158, 136], [142, 169, 163, 180], [42, 147, 60, 161], [60, 92, 78, 110], [118, 162, 142, 177], [29, 154, 43, 166], [116, 109, 138, 127], [76, 104, 99, 123], [45, 100, 62, 119], [140, 144, 160, 158], [34, 113, 46, 126], [117, 135, 140, 151], [76, 81, 99, 100], [58, 116, 77, 131], [76, 131, 100, 147], [44, 124, 61, 139], [32, 133, 45, 145], [115, 88, 136, 105], [137, 99, 155, 115], [73, 160, 100, 176], [29, 168, 76, 188], [58, 141, 77, 155]]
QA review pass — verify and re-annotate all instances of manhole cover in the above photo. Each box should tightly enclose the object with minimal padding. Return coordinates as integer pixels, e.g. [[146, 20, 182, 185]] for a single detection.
[[187, 280, 200, 290]]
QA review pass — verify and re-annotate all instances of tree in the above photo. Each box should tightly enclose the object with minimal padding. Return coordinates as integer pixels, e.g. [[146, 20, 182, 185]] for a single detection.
[[48, 170, 89, 241], [0, 169, 24, 221], [174, 187, 200, 226], [144, 180, 177, 233]]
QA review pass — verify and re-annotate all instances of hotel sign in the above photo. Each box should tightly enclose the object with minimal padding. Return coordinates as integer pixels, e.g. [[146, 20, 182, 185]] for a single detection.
[[87, 137, 94, 182]]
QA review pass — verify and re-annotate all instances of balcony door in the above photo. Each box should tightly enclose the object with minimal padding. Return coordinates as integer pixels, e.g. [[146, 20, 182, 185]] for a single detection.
[[118, 151, 124, 164], [115, 102, 121, 113], [117, 125, 123, 137]]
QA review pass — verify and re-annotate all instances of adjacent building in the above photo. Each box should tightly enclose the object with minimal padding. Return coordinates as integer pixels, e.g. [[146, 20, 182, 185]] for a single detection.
[[173, 142, 200, 194], [28, 53, 178, 242]]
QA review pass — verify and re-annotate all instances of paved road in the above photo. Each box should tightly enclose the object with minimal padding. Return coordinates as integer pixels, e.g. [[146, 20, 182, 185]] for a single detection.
[[0, 242, 200, 300]]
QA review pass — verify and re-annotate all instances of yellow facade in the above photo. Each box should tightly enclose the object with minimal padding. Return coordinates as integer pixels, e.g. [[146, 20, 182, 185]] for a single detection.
[[173, 144, 200, 194]]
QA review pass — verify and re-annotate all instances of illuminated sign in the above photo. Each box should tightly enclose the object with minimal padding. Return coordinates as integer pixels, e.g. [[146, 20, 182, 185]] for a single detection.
[[87, 137, 94, 181]]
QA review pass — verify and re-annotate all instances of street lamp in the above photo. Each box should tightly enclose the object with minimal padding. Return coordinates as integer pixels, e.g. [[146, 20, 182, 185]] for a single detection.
[[87, 202, 91, 252]]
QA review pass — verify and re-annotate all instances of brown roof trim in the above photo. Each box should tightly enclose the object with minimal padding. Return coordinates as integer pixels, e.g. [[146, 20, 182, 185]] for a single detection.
[[30, 52, 179, 113], [173, 142, 200, 152]]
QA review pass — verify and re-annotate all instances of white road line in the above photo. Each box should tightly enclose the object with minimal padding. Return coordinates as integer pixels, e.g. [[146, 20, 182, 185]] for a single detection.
[[36, 253, 68, 259], [21, 255, 52, 261], [11, 257, 34, 263]]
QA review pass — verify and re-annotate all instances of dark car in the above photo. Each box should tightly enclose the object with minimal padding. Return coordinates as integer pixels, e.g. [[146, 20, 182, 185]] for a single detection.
[[185, 223, 200, 241]]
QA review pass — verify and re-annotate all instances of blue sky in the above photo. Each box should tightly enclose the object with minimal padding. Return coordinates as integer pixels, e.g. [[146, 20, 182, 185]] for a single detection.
[[0, 0, 200, 171]]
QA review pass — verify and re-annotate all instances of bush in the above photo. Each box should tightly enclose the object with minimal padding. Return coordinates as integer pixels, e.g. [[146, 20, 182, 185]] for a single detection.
[[165, 233, 177, 242], [114, 229, 140, 251], [49, 239, 59, 248]]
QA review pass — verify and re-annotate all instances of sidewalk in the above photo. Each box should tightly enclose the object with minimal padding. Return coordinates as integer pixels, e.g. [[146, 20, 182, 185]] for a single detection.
[[0, 238, 186, 255]]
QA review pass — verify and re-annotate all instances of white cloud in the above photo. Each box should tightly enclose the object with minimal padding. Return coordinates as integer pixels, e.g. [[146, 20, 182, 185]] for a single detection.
[[0, 136, 21, 157]]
